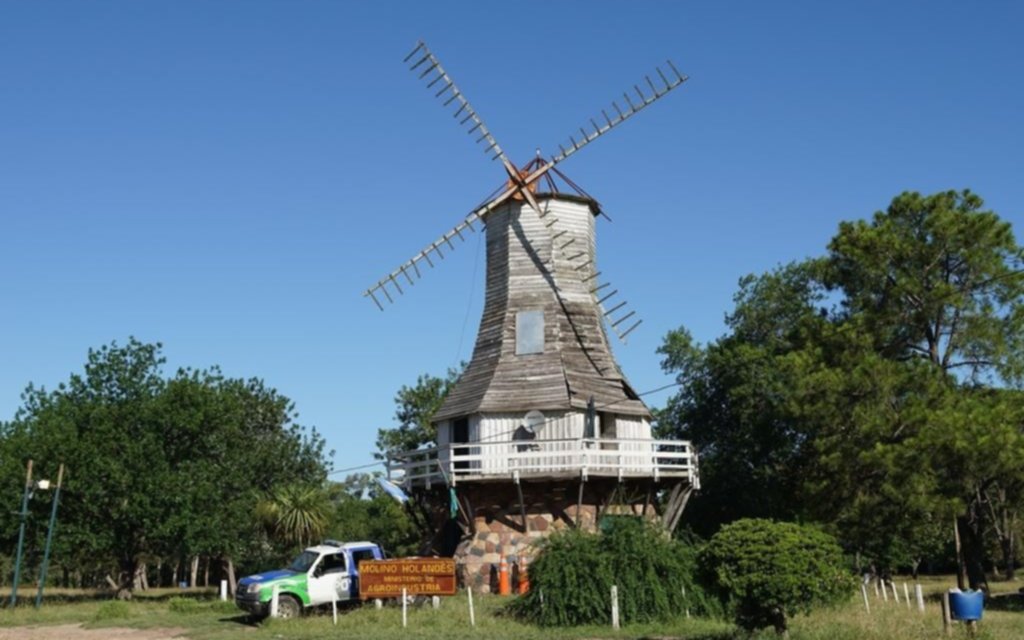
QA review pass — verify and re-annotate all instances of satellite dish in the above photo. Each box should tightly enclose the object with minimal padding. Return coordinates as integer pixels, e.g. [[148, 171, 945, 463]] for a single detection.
[[523, 410, 545, 435]]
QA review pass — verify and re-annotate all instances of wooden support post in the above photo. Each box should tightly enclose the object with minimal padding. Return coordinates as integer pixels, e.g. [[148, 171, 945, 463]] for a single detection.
[[575, 474, 586, 528], [402, 588, 408, 628], [515, 478, 528, 532]]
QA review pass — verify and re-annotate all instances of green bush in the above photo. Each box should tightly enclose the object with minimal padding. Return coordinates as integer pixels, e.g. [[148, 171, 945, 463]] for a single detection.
[[509, 517, 719, 626], [168, 596, 203, 613], [93, 600, 132, 620], [701, 518, 856, 634]]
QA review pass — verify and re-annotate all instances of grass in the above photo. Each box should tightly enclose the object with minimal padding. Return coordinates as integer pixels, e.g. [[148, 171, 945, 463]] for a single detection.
[[0, 576, 1019, 639]]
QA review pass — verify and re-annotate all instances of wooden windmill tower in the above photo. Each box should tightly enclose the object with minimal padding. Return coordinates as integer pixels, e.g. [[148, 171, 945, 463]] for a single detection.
[[375, 41, 699, 591]]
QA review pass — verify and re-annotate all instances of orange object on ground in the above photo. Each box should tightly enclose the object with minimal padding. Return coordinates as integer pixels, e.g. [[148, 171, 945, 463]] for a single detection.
[[498, 555, 511, 595], [518, 557, 530, 594]]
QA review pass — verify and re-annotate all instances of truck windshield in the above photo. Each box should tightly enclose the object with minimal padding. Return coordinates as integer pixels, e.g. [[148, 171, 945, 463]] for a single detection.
[[287, 550, 319, 573]]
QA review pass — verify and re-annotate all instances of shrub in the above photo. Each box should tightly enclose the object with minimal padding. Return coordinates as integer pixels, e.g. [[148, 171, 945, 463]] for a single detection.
[[93, 600, 132, 620], [510, 517, 719, 626], [701, 518, 855, 634]]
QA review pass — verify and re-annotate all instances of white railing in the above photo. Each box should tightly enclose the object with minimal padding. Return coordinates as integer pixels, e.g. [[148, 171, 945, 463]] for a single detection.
[[386, 438, 698, 489]]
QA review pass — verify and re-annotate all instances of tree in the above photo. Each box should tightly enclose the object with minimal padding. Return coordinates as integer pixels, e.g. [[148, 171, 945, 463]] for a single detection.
[[256, 484, 331, 549], [827, 189, 1024, 383], [658, 190, 1024, 587], [374, 367, 461, 459], [701, 519, 855, 635], [326, 474, 419, 557], [656, 262, 827, 535], [2, 339, 330, 596]]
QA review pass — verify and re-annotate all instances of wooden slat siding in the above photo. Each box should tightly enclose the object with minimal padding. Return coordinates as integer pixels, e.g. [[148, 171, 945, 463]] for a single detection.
[[433, 195, 651, 424]]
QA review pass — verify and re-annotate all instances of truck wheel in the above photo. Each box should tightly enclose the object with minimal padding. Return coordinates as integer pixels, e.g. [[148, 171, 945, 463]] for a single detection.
[[275, 594, 301, 619]]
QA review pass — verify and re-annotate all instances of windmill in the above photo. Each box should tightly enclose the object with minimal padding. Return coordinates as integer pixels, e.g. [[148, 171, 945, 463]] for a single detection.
[[377, 41, 699, 592]]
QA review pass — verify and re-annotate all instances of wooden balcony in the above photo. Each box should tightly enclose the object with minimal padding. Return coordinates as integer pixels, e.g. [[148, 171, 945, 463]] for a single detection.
[[386, 437, 699, 490]]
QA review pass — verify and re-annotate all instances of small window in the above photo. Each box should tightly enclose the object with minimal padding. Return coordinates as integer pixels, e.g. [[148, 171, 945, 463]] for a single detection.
[[516, 310, 544, 355], [318, 552, 347, 575], [351, 549, 377, 566]]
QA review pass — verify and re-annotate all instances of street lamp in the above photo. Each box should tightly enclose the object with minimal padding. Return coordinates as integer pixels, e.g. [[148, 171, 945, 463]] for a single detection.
[[35, 465, 64, 608], [9, 460, 64, 608]]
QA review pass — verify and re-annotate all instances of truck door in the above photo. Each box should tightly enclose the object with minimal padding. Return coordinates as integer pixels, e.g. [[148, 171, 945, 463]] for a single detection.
[[348, 547, 382, 599], [307, 551, 351, 605]]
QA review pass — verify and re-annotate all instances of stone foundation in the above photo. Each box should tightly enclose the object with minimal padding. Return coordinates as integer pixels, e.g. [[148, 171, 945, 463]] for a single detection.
[[418, 480, 662, 592]]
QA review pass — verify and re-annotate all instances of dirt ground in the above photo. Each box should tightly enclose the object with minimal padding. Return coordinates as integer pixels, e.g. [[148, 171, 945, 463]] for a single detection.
[[0, 624, 188, 640]]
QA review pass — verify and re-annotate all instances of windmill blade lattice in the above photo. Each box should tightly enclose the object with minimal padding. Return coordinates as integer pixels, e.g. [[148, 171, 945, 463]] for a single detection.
[[405, 41, 511, 165], [549, 61, 687, 164]]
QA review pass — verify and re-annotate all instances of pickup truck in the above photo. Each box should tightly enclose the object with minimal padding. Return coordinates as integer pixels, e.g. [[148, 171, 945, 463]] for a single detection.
[[235, 540, 383, 618]]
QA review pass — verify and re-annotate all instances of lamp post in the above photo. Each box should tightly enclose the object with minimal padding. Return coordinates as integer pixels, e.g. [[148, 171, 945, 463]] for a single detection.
[[35, 464, 64, 608], [10, 459, 33, 607]]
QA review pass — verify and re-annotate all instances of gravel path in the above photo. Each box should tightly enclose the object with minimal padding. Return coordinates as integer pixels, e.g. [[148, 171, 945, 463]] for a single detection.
[[0, 624, 188, 639]]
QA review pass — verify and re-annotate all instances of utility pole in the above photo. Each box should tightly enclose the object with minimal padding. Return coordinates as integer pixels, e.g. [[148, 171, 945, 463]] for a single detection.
[[35, 464, 65, 608], [10, 459, 33, 607]]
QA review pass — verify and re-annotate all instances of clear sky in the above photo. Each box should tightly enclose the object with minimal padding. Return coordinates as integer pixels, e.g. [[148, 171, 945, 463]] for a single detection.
[[2, 1, 1022, 474]]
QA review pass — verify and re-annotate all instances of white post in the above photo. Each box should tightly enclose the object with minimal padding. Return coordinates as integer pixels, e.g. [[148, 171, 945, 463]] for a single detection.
[[861, 583, 871, 613], [681, 585, 690, 618], [432, 595, 440, 609], [903, 582, 911, 609], [332, 594, 338, 625], [611, 585, 620, 630], [881, 580, 888, 602], [915, 584, 925, 612], [467, 587, 476, 627], [891, 581, 900, 604], [219, 580, 228, 601], [375, 598, 383, 609], [402, 587, 408, 628], [873, 579, 880, 598], [270, 585, 280, 618]]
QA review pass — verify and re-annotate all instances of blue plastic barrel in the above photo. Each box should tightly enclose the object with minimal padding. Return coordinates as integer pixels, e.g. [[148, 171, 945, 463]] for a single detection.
[[948, 589, 984, 621]]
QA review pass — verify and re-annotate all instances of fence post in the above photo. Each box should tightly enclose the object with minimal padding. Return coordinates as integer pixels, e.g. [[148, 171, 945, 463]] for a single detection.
[[941, 590, 952, 636], [903, 582, 911, 609], [861, 583, 871, 613], [332, 593, 338, 625], [915, 583, 925, 612], [402, 587, 408, 628], [891, 581, 900, 604], [467, 587, 475, 627], [611, 584, 620, 630]]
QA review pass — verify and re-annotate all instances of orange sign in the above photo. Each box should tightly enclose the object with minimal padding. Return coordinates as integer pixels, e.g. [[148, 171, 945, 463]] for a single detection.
[[358, 558, 457, 599]]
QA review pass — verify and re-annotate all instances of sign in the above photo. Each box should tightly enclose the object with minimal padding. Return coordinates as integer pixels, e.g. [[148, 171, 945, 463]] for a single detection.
[[358, 558, 456, 599]]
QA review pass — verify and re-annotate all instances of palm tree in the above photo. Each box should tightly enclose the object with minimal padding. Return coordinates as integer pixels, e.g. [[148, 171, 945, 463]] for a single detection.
[[256, 484, 331, 548]]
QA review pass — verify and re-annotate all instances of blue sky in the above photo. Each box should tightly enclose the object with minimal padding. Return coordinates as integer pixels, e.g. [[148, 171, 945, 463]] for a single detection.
[[2, 1, 1022, 474]]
